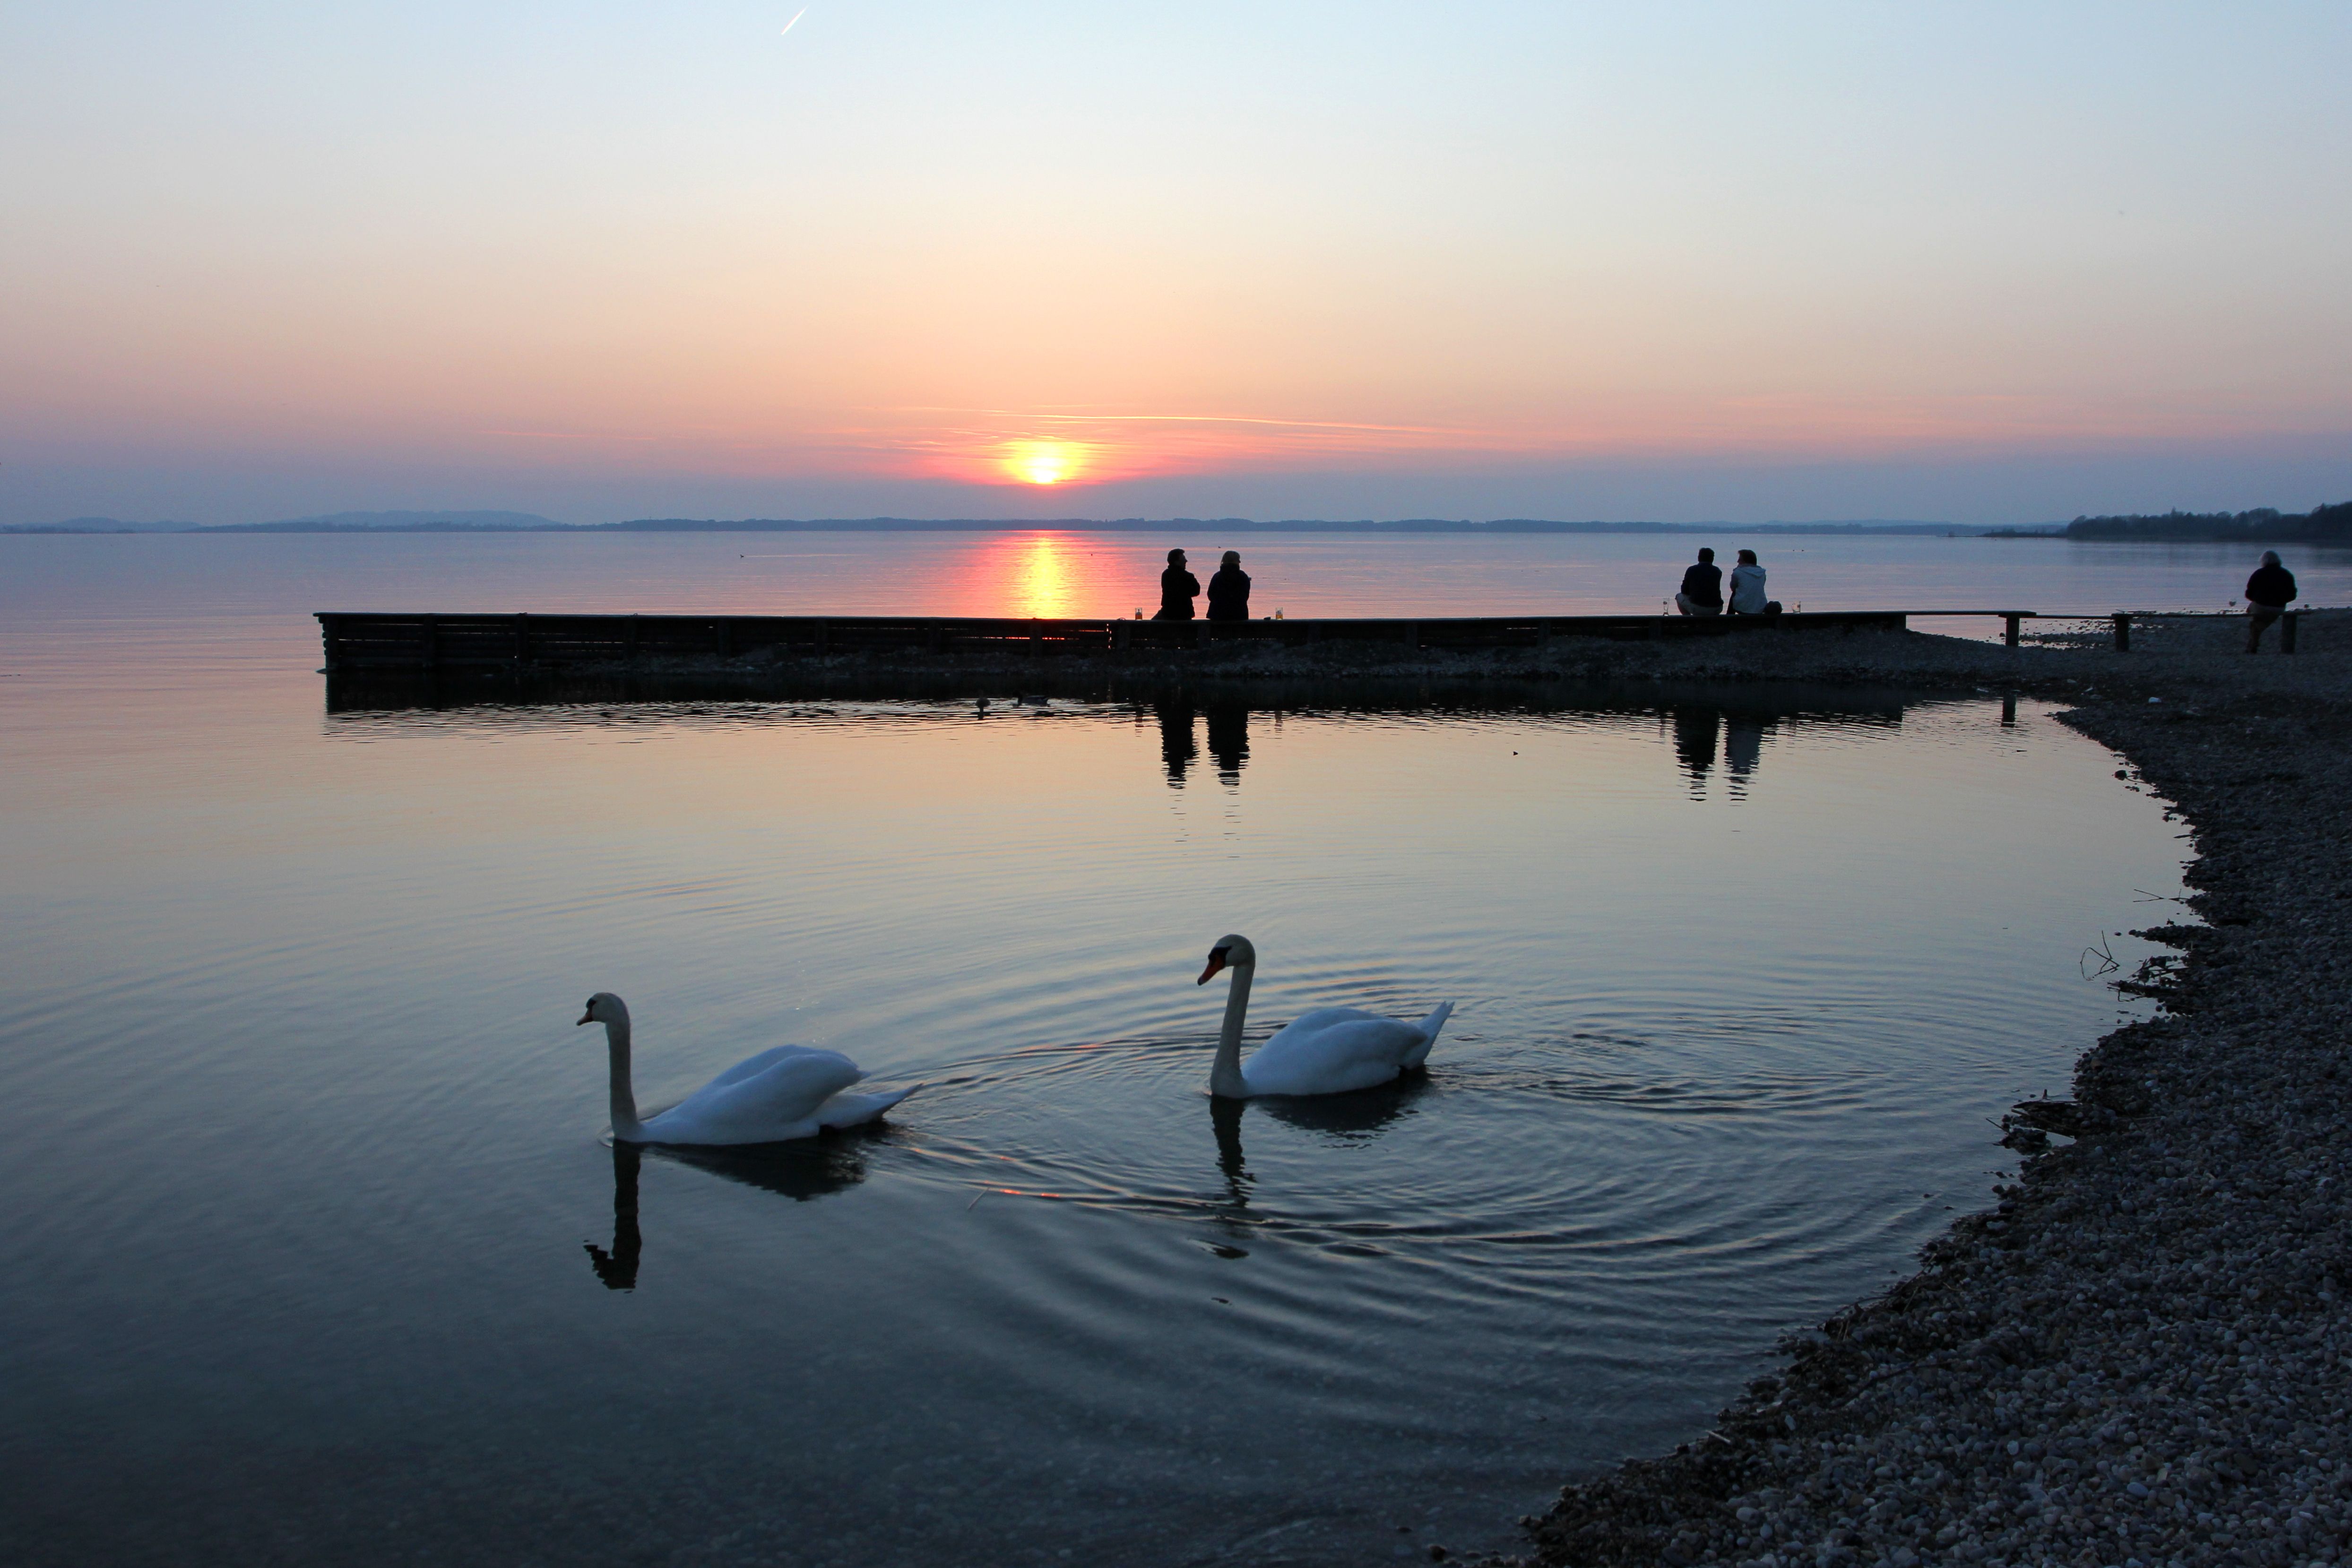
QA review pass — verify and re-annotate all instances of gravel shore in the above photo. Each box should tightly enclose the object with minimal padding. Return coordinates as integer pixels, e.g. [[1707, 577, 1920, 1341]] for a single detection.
[[1499, 611, 2352, 1568]]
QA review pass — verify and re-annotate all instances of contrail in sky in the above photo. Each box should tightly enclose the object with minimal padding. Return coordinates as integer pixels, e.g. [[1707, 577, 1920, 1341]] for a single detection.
[[780, 8, 807, 35]]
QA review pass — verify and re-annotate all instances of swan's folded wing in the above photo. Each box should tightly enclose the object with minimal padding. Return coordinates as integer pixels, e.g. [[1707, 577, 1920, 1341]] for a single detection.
[[815, 1082, 921, 1130], [647, 1049, 868, 1143], [706, 1043, 830, 1088], [1244, 1010, 1427, 1096], [1401, 1001, 1453, 1068]]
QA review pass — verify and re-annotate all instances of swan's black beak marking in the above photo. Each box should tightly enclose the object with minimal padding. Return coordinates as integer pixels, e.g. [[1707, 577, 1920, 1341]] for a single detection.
[[1197, 948, 1229, 985]]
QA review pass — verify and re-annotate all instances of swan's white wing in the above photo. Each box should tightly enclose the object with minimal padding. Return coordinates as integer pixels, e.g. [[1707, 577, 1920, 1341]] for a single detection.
[[705, 1043, 831, 1088], [1401, 1001, 1453, 1069], [814, 1082, 922, 1130], [641, 1048, 866, 1144], [1242, 1008, 1428, 1097]]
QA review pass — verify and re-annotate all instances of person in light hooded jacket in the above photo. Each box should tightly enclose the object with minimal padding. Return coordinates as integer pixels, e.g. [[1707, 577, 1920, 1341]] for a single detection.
[[2244, 550, 2297, 653], [1726, 549, 1768, 615]]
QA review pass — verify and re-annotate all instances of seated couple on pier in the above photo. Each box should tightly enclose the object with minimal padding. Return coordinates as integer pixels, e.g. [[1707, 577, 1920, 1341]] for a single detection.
[[1675, 549, 1778, 618], [1155, 549, 1251, 621]]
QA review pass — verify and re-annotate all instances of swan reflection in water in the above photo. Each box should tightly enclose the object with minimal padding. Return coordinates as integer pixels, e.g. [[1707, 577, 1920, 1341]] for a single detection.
[[1204, 1074, 1433, 1242], [583, 1132, 878, 1291]]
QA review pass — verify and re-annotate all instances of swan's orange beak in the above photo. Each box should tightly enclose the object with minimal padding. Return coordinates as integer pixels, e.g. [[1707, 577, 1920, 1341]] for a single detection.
[[576, 1010, 593, 1026], [1197, 948, 1229, 985]]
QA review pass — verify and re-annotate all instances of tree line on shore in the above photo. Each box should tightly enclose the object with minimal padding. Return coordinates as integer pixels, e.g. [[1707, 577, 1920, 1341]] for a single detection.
[[2059, 499, 2351, 543]]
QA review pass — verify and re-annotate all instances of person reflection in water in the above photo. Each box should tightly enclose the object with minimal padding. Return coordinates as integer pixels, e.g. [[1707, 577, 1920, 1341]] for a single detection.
[[585, 1143, 642, 1291], [1723, 712, 1767, 794], [1205, 551, 1251, 621], [1155, 696, 1198, 786], [1154, 548, 1200, 620], [1205, 701, 1249, 785], [1674, 707, 1720, 791]]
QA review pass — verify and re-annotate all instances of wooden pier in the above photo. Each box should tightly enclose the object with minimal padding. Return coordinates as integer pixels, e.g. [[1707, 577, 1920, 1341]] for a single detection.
[[316, 609, 1913, 671]]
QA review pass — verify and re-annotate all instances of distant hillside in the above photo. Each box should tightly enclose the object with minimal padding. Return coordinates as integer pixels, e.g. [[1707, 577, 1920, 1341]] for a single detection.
[[2059, 501, 2352, 543], [202, 510, 569, 532]]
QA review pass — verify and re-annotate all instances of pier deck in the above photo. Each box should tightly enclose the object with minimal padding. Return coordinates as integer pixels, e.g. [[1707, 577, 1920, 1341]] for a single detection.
[[316, 609, 1912, 670]]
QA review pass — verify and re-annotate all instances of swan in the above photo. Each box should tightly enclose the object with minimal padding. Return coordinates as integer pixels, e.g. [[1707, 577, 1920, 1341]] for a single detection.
[[577, 992, 919, 1145], [1194, 934, 1453, 1099]]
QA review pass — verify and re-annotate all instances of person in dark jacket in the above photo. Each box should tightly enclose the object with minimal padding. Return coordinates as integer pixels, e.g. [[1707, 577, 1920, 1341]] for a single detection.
[[1205, 551, 1251, 621], [1154, 548, 1200, 621], [2245, 550, 2297, 653], [1675, 549, 1722, 616]]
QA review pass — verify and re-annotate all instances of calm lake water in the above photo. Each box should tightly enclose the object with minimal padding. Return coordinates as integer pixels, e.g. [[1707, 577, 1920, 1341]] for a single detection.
[[0, 536, 2197, 1566]]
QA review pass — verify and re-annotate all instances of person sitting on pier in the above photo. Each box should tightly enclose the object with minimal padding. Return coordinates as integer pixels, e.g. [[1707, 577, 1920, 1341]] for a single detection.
[[1674, 549, 1722, 616], [1726, 549, 1768, 615], [2245, 550, 2297, 653], [1154, 548, 1201, 621], [1205, 551, 1252, 622]]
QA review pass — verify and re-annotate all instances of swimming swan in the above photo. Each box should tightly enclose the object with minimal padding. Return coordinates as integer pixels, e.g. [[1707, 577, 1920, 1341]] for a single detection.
[[577, 992, 919, 1145], [1194, 935, 1453, 1099]]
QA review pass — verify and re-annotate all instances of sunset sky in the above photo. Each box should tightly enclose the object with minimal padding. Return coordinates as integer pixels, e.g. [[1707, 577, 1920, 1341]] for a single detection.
[[5, 2, 2349, 526]]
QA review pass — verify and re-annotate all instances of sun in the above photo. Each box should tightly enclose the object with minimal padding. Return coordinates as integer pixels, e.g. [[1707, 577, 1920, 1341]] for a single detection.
[[1001, 439, 1085, 486]]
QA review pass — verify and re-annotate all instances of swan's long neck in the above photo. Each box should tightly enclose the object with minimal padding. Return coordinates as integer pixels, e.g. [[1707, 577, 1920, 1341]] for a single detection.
[[1210, 962, 1254, 1099], [604, 1017, 645, 1140]]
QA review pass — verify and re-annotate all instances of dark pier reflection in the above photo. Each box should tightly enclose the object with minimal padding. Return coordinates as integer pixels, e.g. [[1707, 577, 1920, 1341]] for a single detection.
[[582, 1132, 879, 1291], [331, 673, 1936, 807]]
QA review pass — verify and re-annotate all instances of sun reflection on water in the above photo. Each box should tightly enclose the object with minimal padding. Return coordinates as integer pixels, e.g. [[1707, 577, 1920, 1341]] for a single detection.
[[938, 531, 1135, 619]]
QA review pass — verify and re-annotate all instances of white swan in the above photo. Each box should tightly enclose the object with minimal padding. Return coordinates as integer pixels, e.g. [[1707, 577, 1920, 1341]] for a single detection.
[[1194, 934, 1453, 1099], [577, 993, 919, 1145]]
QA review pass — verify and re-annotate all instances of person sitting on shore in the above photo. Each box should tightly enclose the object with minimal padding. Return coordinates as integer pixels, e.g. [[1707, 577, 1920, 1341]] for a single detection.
[[1205, 551, 1251, 622], [1726, 549, 1768, 615], [2245, 550, 2297, 653], [1154, 548, 1200, 621], [1675, 549, 1722, 616]]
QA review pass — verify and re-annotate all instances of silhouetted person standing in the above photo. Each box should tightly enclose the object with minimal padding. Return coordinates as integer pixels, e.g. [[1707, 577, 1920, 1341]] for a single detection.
[[1675, 549, 1722, 616], [1155, 548, 1200, 620], [2245, 550, 2297, 653], [1206, 551, 1251, 621]]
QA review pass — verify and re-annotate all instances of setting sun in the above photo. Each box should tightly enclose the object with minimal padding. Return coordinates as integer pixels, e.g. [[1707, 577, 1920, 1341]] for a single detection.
[[1002, 440, 1085, 486]]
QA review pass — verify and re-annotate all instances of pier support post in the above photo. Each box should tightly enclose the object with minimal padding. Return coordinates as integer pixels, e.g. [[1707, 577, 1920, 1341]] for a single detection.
[[2283, 611, 2299, 654], [2004, 614, 2020, 649], [2112, 614, 2131, 652]]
